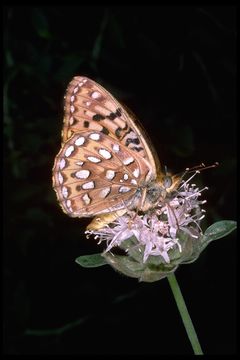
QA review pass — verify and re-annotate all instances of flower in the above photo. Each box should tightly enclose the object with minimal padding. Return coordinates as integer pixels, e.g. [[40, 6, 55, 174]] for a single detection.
[[85, 172, 211, 282]]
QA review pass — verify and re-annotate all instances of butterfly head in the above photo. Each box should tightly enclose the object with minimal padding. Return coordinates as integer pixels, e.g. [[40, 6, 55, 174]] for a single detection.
[[158, 173, 181, 195], [155, 162, 219, 201]]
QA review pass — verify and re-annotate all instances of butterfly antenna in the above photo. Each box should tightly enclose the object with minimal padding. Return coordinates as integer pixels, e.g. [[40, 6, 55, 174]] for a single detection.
[[185, 162, 219, 174], [175, 162, 219, 182]]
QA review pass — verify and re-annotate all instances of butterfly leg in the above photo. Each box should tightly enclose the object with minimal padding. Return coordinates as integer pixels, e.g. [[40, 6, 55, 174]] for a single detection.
[[124, 189, 148, 229], [86, 209, 127, 230]]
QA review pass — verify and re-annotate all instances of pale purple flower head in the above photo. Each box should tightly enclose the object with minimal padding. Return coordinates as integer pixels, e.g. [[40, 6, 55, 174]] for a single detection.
[[85, 172, 209, 281]]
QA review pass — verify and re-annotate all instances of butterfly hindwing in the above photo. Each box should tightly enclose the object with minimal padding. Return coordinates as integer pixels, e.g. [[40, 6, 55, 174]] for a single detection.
[[53, 131, 153, 216]]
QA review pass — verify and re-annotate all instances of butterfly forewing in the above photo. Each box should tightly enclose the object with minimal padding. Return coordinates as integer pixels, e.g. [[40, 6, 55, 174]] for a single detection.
[[53, 76, 161, 218], [63, 76, 160, 173]]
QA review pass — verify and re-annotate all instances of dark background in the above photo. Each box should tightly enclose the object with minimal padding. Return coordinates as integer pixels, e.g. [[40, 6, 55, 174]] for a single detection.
[[4, 6, 236, 355]]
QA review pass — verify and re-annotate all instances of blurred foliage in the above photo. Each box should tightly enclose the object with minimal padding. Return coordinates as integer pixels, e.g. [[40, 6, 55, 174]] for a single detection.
[[4, 6, 236, 354]]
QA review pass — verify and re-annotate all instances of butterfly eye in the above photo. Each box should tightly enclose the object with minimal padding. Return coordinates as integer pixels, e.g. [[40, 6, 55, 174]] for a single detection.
[[163, 176, 173, 189]]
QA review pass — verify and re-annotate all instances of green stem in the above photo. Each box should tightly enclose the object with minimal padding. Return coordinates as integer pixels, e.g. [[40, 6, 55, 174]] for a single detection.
[[167, 273, 203, 355]]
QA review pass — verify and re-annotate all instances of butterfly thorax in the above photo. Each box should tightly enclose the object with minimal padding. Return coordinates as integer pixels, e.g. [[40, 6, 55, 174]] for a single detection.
[[132, 173, 179, 212], [139, 182, 165, 212]]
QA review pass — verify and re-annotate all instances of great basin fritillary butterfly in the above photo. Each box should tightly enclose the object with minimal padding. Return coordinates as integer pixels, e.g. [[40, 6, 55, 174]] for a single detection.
[[52, 76, 180, 230]]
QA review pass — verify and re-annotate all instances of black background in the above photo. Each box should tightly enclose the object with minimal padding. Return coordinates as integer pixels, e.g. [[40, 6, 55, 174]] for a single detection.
[[4, 6, 236, 355]]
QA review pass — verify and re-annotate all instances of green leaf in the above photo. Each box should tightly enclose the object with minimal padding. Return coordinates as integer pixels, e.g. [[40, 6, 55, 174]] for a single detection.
[[6, 50, 14, 67], [204, 220, 237, 242], [102, 249, 178, 283], [32, 8, 51, 39], [55, 54, 84, 82], [91, 9, 109, 61], [75, 253, 107, 268]]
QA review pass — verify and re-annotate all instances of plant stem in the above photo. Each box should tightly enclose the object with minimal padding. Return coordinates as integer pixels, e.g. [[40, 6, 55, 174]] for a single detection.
[[167, 273, 203, 355]]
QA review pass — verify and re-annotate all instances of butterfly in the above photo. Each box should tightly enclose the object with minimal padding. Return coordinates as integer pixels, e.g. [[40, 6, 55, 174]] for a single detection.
[[52, 76, 180, 230]]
